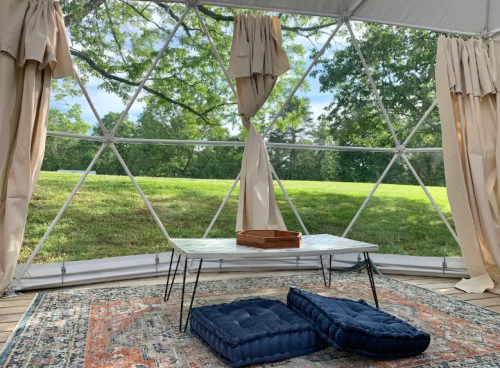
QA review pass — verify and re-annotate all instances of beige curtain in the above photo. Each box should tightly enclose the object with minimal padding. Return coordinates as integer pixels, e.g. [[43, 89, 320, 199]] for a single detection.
[[229, 13, 290, 231], [0, 0, 73, 293], [436, 36, 500, 293]]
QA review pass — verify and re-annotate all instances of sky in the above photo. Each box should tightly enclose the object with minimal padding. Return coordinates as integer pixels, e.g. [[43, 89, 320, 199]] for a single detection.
[[51, 76, 146, 127], [294, 30, 346, 121], [50, 18, 346, 134]]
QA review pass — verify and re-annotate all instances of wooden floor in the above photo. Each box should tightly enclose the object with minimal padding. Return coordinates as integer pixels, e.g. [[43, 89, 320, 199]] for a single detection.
[[1, 271, 500, 351]]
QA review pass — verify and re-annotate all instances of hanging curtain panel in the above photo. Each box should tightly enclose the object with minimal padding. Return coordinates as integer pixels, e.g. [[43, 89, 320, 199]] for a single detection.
[[229, 13, 290, 231], [436, 36, 500, 293], [0, 0, 73, 293]]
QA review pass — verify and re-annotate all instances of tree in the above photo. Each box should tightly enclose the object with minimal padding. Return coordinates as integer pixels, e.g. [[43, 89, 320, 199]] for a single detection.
[[42, 105, 93, 171], [268, 97, 319, 180], [92, 112, 137, 175], [55, 0, 334, 135], [44, 2, 447, 186], [46, 0, 340, 178], [313, 24, 443, 185]]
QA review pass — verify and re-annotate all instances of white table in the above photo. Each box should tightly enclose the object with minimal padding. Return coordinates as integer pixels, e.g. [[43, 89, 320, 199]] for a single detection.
[[163, 234, 380, 332]]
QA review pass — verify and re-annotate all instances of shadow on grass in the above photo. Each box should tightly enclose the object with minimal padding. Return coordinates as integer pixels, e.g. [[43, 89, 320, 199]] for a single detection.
[[21, 176, 460, 264]]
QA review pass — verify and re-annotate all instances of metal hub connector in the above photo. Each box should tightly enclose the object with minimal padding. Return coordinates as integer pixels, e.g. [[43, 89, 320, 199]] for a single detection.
[[395, 145, 406, 156], [185, 0, 198, 8], [103, 135, 115, 144], [341, 10, 352, 21]]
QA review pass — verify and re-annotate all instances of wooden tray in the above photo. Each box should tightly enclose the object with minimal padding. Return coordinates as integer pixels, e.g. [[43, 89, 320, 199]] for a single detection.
[[236, 230, 302, 249]]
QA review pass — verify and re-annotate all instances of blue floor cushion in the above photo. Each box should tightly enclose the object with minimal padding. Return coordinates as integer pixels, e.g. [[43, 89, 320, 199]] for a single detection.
[[189, 298, 326, 367], [287, 288, 431, 360]]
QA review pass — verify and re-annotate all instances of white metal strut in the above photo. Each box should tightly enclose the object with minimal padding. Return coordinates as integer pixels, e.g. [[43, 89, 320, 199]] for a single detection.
[[9, 5, 192, 291], [195, 8, 315, 237], [338, 12, 457, 244], [12, 1, 459, 291]]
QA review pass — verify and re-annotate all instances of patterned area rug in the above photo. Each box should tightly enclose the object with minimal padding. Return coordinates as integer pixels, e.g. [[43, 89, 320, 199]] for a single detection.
[[1, 271, 500, 367]]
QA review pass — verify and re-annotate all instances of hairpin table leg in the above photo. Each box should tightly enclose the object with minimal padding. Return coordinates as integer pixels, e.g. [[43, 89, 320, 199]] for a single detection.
[[166, 254, 182, 302], [319, 256, 327, 287], [163, 250, 176, 302], [329, 254, 332, 287], [179, 257, 188, 331], [363, 252, 379, 309], [182, 259, 204, 333]]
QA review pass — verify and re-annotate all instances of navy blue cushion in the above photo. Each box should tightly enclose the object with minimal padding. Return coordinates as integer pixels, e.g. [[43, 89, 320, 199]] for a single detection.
[[189, 298, 326, 367], [287, 288, 431, 360]]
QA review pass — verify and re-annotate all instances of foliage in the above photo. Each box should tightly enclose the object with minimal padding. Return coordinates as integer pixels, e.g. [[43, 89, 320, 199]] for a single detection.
[[312, 23, 443, 185], [32, 2, 459, 265], [43, 105, 93, 172], [45, 0, 346, 179], [267, 96, 332, 181], [46, 3, 445, 185], [56, 0, 331, 132]]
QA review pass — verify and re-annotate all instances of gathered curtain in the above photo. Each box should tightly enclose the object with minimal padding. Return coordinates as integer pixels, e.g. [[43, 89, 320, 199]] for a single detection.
[[436, 36, 500, 293], [0, 0, 73, 293], [229, 13, 290, 231]]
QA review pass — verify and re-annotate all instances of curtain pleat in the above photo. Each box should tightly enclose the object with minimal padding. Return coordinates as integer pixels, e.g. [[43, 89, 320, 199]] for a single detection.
[[0, 0, 73, 293], [229, 14, 290, 231], [436, 36, 500, 293]]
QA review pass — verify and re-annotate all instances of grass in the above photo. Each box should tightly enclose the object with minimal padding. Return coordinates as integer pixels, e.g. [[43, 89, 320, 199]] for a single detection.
[[20, 171, 461, 264]]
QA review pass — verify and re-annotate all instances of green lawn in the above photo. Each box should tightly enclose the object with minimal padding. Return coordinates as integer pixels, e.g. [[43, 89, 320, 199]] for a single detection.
[[20, 171, 460, 264]]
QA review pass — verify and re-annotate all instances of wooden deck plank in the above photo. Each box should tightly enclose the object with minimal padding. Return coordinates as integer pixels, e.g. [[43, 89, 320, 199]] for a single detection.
[[0, 331, 11, 343], [434, 288, 465, 296], [399, 280, 464, 295], [419, 282, 459, 290], [455, 293, 500, 301], [0, 299, 34, 308], [0, 307, 29, 315], [0, 294, 36, 301], [469, 297, 500, 308], [424, 285, 451, 293], [0, 322, 19, 332], [391, 279, 464, 295], [0, 314, 23, 324]]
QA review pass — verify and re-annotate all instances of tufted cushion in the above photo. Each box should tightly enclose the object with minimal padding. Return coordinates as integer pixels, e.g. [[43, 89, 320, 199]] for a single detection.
[[189, 298, 326, 367], [287, 288, 431, 360]]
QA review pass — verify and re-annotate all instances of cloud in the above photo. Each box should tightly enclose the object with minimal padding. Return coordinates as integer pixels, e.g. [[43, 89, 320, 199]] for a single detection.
[[309, 100, 330, 120]]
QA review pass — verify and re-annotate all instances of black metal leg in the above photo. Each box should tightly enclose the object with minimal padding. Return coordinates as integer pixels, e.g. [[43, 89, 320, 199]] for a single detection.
[[329, 254, 332, 287], [166, 254, 182, 301], [183, 259, 204, 332], [319, 256, 327, 287], [363, 252, 379, 309], [164, 250, 176, 301], [179, 257, 188, 331]]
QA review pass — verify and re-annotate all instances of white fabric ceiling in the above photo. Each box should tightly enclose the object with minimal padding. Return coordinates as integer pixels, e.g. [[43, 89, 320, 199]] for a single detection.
[[164, 0, 498, 37]]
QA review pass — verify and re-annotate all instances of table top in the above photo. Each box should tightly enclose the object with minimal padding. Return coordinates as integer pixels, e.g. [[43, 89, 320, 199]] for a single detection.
[[168, 234, 378, 259]]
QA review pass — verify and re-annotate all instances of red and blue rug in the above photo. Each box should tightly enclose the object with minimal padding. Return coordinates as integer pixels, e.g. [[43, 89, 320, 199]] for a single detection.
[[1, 271, 500, 367]]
